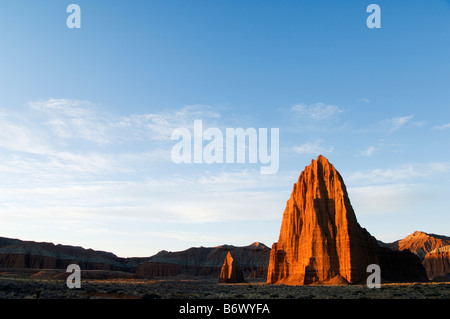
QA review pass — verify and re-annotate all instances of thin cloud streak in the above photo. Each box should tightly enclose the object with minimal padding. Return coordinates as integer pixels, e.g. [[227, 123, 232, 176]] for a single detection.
[[433, 123, 450, 130], [292, 140, 334, 155], [290, 103, 344, 120], [379, 115, 414, 133]]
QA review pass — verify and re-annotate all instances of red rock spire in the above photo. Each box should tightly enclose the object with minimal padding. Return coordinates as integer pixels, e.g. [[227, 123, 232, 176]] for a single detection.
[[219, 251, 245, 283], [267, 155, 378, 285]]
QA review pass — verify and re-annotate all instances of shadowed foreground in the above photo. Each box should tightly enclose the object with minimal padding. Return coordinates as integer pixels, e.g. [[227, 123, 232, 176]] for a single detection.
[[0, 275, 448, 299]]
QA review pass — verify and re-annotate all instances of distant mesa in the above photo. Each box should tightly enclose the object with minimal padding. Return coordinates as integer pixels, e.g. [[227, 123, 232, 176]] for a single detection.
[[218, 251, 245, 284], [136, 243, 270, 280], [0, 238, 270, 281], [0, 237, 147, 273], [267, 155, 428, 285], [389, 231, 450, 259]]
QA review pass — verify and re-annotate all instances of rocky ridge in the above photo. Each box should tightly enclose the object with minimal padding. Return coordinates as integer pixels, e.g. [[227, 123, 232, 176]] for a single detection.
[[0, 238, 270, 280], [136, 242, 270, 279], [0, 237, 147, 272], [389, 231, 450, 259]]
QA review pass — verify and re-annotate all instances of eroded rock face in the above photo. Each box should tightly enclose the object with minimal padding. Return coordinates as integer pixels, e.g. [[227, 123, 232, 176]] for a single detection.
[[218, 252, 245, 283], [423, 246, 450, 281], [267, 156, 379, 285]]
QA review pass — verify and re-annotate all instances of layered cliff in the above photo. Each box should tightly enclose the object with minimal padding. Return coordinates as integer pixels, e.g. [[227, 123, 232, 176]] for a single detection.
[[0, 237, 146, 272], [137, 242, 270, 279], [422, 246, 450, 281]]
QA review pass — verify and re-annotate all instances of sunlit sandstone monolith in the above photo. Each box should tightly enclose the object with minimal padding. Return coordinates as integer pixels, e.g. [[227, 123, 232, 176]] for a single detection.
[[267, 155, 379, 285], [219, 251, 245, 283]]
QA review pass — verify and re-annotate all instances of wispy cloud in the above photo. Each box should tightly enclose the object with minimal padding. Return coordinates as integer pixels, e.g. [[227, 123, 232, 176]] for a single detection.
[[292, 140, 334, 155], [347, 165, 420, 185], [0, 98, 290, 256], [119, 105, 221, 141], [0, 99, 292, 226], [433, 123, 450, 130], [0, 116, 52, 155], [361, 146, 377, 157], [0, 99, 225, 188], [347, 162, 450, 186], [348, 183, 424, 216], [0, 170, 290, 225], [29, 98, 94, 117], [346, 161, 450, 217], [360, 141, 386, 157], [379, 115, 414, 133], [290, 103, 344, 120], [25, 99, 221, 147], [29, 98, 111, 145]]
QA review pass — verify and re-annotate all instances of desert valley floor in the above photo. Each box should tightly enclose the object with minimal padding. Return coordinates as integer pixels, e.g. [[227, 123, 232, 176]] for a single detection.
[[0, 272, 448, 299]]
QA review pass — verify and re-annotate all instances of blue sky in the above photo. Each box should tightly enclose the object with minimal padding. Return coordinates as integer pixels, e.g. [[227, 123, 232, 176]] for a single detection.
[[0, 1, 449, 257]]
